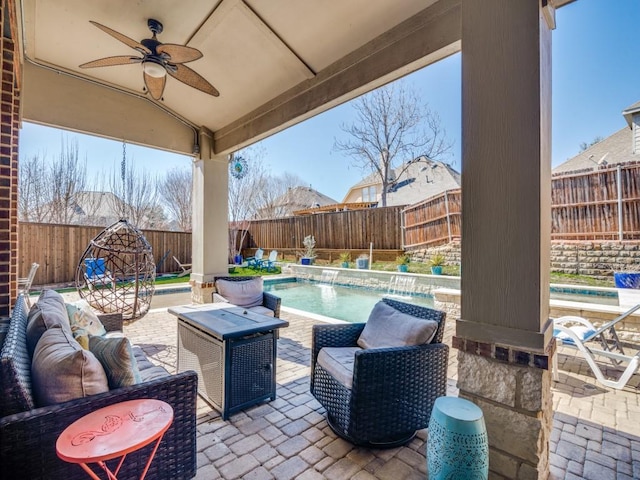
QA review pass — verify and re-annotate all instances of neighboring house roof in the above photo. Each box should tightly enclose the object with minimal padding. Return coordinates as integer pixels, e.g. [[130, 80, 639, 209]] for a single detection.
[[554, 100, 640, 175], [552, 127, 632, 175], [256, 186, 338, 218], [342, 156, 461, 206], [72, 191, 123, 221]]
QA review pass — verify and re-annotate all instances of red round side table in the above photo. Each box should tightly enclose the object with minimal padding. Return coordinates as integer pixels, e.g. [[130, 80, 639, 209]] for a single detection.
[[56, 398, 173, 480]]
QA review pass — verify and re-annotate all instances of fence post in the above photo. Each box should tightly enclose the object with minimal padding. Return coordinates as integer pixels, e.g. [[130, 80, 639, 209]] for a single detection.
[[617, 165, 623, 241], [445, 190, 452, 244], [400, 207, 405, 249]]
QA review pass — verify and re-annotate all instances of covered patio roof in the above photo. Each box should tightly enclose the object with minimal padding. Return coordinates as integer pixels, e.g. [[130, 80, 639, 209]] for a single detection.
[[18, 0, 466, 156]]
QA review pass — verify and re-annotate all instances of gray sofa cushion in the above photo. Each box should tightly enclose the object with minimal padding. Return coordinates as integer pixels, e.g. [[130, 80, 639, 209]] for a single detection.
[[31, 326, 109, 406], [357, 301, 439, 349], [316, 347, 361, 389], [26, 289, 73, 357], [216, 278, 264, 308], [133, 346, 171, 382]]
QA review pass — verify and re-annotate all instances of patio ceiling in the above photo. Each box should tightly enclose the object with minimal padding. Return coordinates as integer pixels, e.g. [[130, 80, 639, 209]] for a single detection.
[[17, 0, 459, 156]]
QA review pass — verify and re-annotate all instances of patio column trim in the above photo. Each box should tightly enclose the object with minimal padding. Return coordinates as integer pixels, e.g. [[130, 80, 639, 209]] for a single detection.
[[457, 1, 553, 478], [190, 128, 229, 303]]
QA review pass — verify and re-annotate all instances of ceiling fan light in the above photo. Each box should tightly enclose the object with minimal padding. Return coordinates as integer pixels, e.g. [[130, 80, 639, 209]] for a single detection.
[[143, 61, 166, 78]]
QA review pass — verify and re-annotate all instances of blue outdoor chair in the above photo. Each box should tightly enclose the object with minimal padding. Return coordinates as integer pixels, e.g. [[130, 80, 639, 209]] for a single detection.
[[246, 248, 264, 269], [261, 250, 278, 272]]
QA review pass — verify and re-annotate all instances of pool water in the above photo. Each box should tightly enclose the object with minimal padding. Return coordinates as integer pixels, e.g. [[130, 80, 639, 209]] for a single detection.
[[264, 281, 433, 323]]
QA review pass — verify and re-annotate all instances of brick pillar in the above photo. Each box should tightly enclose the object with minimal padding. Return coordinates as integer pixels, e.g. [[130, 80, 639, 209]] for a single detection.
[[0, 0, 20, 315]]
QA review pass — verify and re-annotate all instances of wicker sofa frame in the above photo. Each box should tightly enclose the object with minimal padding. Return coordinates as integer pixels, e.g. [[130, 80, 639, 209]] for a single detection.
[[310, 297, 449, 447], [213, 276, 281, 318], [0, 294, 198, 480]]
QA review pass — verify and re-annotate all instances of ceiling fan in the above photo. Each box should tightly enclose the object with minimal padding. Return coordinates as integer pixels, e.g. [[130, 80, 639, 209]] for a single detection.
[[80, 19, 219, 101]]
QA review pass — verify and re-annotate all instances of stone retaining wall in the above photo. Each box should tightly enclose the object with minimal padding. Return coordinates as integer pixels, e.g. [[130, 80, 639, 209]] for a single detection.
[[409, 240, 640, 280]]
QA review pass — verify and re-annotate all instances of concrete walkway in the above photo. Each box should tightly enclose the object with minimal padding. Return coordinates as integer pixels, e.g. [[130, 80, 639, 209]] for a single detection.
[[112, 301, 640, 480]]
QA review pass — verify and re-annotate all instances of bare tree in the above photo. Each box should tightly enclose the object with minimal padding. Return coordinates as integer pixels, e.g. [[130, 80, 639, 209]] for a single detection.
[[18, 153, 50, 222], [109, 158, 161, 229], [579, 136, 604, 152], [48, 138, 88, 224], [333, 81, 452, 206], [253, 172, 306, 219], [160, 167, 192, 231], [228, 147, 268, 261]]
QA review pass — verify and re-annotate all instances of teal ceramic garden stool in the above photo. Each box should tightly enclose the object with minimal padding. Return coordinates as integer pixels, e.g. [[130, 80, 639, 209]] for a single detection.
[[427, 396, 489, 480]]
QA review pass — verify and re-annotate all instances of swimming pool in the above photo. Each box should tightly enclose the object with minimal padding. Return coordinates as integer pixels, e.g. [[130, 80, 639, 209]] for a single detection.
[[264, 280, 433, 323], [264, 278, 619, 322]]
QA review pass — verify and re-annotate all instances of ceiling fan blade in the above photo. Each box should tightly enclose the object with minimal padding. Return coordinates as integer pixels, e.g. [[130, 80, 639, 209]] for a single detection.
[[156, 44, 202, 63], [79, 55, 142, 68], [168, 64, 219, 97], [144, 72, 166, 100], [89, 21, 151, 55]]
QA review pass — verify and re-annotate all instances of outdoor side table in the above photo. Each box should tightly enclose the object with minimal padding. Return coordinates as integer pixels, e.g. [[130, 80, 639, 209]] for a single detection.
[[169, 303, 289, 420], [56, 398, 173, 480], [427, 396, 489, 480]]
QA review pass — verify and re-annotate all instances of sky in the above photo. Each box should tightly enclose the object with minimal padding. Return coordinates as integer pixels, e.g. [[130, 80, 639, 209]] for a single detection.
[[18, 0, 640, 203]]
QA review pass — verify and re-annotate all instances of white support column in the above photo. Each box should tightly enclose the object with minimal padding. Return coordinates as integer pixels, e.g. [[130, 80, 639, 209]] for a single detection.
[[456, 1, 554, 478], [190, 128, 229, 303]]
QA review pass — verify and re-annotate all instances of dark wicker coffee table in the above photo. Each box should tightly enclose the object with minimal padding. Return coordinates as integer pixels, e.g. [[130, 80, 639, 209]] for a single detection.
[[169, 304, 288, 420]]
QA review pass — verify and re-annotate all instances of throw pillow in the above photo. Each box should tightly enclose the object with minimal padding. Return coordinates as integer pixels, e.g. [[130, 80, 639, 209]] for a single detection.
[[89, 335, 141, 389], [66, 299, 107, 349], [25, 289, 74, 358], [357, 301, 439, 349], [31, 326, 108, 406], [215, 278, 264, 308]]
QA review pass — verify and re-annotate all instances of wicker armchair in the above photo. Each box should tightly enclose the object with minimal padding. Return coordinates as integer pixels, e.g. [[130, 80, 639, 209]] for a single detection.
[[310, 297, 449, 447], [213, 276, 281, 318]]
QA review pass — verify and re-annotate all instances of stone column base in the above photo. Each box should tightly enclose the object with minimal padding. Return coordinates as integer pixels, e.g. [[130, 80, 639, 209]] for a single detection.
[[456, 349, 553, 480], [190, 280, 215, 304]]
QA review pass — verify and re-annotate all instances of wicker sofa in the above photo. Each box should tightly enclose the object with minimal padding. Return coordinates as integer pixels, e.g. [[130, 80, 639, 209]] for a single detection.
[[310, 297, 449, 447], [0, 293, 198, 480]]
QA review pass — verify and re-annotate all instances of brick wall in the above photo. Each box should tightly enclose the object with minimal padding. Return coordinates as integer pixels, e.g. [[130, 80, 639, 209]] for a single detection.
[[0, 0, 20, 315]]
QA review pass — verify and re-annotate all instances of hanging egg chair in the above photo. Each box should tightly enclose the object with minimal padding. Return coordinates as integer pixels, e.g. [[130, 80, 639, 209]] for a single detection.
[[75, 219, 156, 320]]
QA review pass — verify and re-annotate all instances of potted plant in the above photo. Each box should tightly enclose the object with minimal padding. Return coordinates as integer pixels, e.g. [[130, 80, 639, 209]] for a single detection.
[[614, 263, 640, 308], [301, 235, 316, 265], [339, 252, 351, 268], [429, 253, 446, 275], [396, 254, 410, 272], [356, 254, 369, 270]]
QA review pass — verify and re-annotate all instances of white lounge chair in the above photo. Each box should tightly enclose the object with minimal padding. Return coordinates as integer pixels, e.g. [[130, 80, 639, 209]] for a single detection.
[[552, 303, 640, 389], [18, 262, 39, 307], [173, 256, 192, 277]]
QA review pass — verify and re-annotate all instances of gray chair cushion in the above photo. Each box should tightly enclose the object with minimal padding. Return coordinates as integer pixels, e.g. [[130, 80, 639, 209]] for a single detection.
[[31, 326, 109, 406], [357, 301, 439, 349], [216, 278, 264, 308], [316, 346, 361, 389]]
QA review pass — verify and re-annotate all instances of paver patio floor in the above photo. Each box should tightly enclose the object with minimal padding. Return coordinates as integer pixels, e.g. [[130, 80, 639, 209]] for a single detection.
[[120, 304, 640, 480]]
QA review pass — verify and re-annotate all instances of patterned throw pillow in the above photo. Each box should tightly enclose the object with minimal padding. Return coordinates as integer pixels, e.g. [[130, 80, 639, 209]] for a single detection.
[[89, 335, 142, 389], [66, 299, 107, 349]]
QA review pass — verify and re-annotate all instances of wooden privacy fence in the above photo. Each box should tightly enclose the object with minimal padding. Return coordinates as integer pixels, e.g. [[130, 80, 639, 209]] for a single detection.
[[19, 222, 192, 286], [246, 206, 403, 251], [402, 189, 462, 249], [551, 163, 640, 240]]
